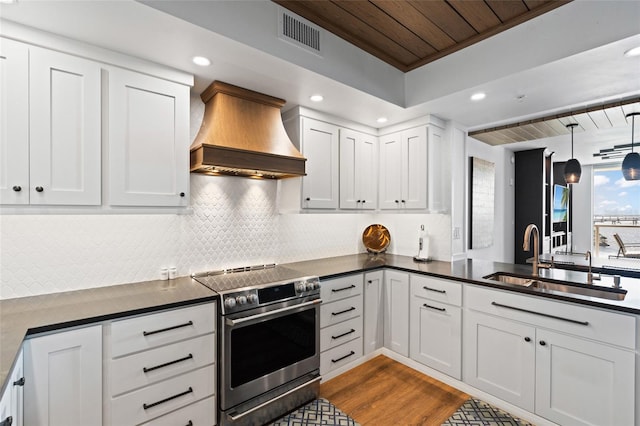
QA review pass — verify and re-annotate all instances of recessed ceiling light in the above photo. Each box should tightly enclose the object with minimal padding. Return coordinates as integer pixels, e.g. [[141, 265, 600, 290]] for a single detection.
[[470, 92, 486, 101], [376, 117, 388, 124], [624, 46, 640, 57], [192, 56, 211, 67], [310, 94, 324, 102]]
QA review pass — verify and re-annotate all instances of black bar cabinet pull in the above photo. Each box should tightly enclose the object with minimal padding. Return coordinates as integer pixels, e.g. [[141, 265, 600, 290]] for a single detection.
[[143, 387, 193, 410], [12, 377, 24, 386], [12, 186, 21, 192], [423, 303, 446, 312], [423, 286, 446, 294], [332, 329, 356, 340], [332, 285, 356, 293], [491, 302, 589, 326], [0, 416, 13, 426], [331, 351, 355, 363], [143, 353, 194, 373], [35, 186, 43, 192], [331, 306, 356, 316], [524, 337, 531, 342], [143, 320, 194, 336]]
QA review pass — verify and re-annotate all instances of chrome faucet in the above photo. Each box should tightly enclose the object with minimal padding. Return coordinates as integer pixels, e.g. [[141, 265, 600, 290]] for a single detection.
[[584, 251, 600, 284], [523, 224, 541, 277]]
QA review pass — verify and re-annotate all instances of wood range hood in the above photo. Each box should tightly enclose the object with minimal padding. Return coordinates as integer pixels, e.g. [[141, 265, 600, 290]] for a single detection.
[[190, 81, 306, 179]]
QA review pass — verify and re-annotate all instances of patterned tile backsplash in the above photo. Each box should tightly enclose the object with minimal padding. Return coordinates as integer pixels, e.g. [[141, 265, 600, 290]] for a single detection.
[[0, 174, 450, 299]]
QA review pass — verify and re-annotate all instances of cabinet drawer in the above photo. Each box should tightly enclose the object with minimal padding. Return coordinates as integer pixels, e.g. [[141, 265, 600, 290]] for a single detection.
[[411, 275, 462, 306], [320, 274, 363, 303], [110, 365, 215, 426], [321, 316, 362, 352], [111, 303, 215, 357], [320, 295, 363, 328], [320, 337, 362, 376], [110, 333, 215, 396], [139, 396, 215, 426], [465, 285, 636, 349]]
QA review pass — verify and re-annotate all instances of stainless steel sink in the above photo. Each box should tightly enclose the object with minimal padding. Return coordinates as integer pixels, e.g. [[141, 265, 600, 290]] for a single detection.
[[483, 272, 627, 301]]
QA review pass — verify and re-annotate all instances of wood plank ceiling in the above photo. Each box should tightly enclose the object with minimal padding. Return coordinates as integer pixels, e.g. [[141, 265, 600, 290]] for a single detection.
[[468, 96, 640, 146], [273, 0, 570, 72]]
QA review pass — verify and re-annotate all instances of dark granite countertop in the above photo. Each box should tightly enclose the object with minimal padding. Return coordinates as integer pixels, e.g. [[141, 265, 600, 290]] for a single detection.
[[2, 253, 639, 395]]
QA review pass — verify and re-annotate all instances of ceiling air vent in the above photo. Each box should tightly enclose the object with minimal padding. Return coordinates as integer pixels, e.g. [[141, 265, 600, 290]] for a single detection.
[[278, 9, 322, 56]]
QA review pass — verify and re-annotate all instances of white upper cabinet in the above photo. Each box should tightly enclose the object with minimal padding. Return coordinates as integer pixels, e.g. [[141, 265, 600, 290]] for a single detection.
[[379, 127, 427, 210], [300, 118, 339, 209], [0, 40, 101, 205], [339, 128, 377, 209], [0, 38, 29, 205], [107, 68, 190, 206]]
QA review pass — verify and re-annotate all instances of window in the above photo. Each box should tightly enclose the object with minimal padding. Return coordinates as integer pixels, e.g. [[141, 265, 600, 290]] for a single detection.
[[593, 165, 640, 258]]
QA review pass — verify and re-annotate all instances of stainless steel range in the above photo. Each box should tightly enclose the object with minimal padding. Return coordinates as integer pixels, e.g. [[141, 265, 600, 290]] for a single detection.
[[192, 265, 321, 426]]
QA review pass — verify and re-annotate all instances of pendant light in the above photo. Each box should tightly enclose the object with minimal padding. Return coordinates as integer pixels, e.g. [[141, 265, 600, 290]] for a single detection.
[[564, 123, 581, 184], [622, 112, 640, 181]]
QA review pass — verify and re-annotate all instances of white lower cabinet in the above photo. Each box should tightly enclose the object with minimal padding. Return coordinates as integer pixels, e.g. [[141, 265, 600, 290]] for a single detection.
[[0, 349, 24, 426], [24, 325, 103, 426], [320, 274, 364, 376], [409, 275, 461, 379], [106, 302, 216, 426], [363, 270, 384, 355], [535, 329, 635, 426], [383, 270, 409, 356], [464, 285, 636, 426], [464, 310, 535, 411]]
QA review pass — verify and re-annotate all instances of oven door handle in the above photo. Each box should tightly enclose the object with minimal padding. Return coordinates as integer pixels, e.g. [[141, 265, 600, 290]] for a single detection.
[[225, 299, 321, 327], [227, 375, 322, 422]]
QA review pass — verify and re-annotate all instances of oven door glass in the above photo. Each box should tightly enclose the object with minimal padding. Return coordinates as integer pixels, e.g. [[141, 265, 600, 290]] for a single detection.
[[230, 307, 316, 388]]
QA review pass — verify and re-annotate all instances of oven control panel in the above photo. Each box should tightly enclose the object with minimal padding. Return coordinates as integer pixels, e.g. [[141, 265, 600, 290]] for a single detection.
[[221, 276, 320, 314]]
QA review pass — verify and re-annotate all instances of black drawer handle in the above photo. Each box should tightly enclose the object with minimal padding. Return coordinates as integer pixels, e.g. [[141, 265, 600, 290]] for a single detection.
[[331, 351, 355, 363], [143, 387, 193, 410], [12, 377, 24, 386], [423, 286, 446, 294], [332, 285, 356, 293], [1, 416, 13, 426], [143, 320, 194, 336], [423, 303, 446, 312], [143, 353, 194, 373], [331, 306, 356, 316], [491, 302, 589, 326], [332, 329, 356, 340]]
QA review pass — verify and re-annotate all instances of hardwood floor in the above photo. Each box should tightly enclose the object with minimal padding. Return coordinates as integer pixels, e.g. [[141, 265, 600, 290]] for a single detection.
[[320, 355, 468, 425]]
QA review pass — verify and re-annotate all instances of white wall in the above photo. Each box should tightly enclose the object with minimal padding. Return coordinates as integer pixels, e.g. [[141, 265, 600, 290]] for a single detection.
[[465, 137, 515, 263]]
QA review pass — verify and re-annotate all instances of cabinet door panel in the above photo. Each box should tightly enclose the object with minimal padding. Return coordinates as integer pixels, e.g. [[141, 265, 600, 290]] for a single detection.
[[108, 68, 189, 206], [363, 270, 384, 354], [356, 133, 377, 208], [0, 38, 29, 205], [535, 329, 635, 426], [24, 325, 102, 426], [464, 310, 535, 411], [383, 270, 409, 356], [379, 133, 403, 209], [410, 299, 461, 379], [301, 118, 338, 209], [29, 47, 101, 205], [404, 127, 427, 209], [339, 129, 358, 209]]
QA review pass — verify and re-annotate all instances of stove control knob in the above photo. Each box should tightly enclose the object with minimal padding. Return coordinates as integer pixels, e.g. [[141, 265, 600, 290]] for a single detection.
[[236, 295, 247, 305], [306, 281, 316, 290], [247, 293, 258, 304], [224, 297, 236, 309], [297, 282, 307, 292]]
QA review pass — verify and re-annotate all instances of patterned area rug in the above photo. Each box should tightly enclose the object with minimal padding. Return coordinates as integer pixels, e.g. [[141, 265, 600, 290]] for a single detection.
[[271, 398, 360, 426], [442, 398, 533, 426]]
